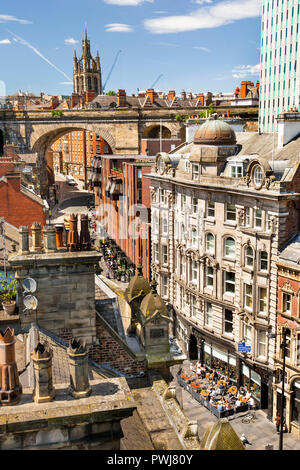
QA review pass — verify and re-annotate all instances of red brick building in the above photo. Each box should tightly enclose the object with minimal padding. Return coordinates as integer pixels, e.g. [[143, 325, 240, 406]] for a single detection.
[[275, 236, 300, 435], [0, 154, 46, 230], [91, 154, 154, 279]]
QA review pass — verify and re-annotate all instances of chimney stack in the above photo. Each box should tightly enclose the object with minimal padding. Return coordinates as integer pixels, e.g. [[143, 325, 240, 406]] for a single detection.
[[43, 225, 57, 253], [0, 328, 22, 405], [146, 89, 155, 104], [67, 338, 91, 399], [31, 342, 55, 403], [18, 226, 29, 255], [117, 89, 127, 108], [31, 222, 42, 252], [55, 224, 64, 249], [168, 90, 176, 102], [181, 91, 187, 101]]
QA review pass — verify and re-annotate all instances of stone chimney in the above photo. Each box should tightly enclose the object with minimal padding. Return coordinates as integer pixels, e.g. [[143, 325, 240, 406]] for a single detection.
[[18, 226, 29, 255], [0, 328, 22, 405], [168, 90, 176, 102], [80, 214, 91, 250], [67, 338, 91, 399], [187, 92, 193, 100], [43, 225, 57, 253], [181, 91, 187, 101], [117, 89, 127, 108], [31, 222, 42, 252], [31, 342, 55, 403], [67, 214, 79, 251]]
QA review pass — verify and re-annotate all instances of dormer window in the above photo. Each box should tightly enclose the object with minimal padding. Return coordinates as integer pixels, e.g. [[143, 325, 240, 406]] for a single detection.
[[253, 165, 263, 187], [192, 164, 199, 181], [231, 164, 243, 178]]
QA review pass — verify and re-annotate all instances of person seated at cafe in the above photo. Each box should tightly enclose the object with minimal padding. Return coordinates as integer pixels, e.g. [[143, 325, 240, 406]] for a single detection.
[[190, 363, 195, 373], [225, 402, 231, 410], [217, 403, 224, 412], [196, 361, 202, 376], [210, 389, 217, 399], [217, 383, 225, 396], [235, 398, 242, 407], [245, 389, 251, 400]]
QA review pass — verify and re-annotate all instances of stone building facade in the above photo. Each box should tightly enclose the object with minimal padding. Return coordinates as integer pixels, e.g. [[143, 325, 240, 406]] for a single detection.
[[146, 115, 300, 418]]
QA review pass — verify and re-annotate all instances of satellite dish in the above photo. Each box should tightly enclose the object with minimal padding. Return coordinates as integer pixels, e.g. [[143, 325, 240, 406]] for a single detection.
[[23, 295, 38, 312], [22, 278, 37, 293]]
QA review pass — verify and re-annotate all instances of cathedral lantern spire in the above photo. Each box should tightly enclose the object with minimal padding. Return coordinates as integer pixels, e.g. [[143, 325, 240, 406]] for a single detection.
[[73, 26, 103, 97]]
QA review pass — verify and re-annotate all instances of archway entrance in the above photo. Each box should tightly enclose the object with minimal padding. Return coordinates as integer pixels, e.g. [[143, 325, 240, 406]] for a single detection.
[[142, 125, 171, 139], [189, 334, 198, 360], [32, 126, 114, 197]]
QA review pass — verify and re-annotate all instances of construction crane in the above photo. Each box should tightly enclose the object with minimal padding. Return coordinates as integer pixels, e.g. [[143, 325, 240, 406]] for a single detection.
[[150, 74, 164, 89], [102, 50, 122, 92]]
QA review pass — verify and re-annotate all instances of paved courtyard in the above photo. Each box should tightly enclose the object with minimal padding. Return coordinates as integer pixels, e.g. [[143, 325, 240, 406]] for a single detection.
[[174, 364, 300, 450]]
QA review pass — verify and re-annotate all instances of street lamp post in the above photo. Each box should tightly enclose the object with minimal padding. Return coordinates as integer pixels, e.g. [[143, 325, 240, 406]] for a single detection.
[[268, 328, 287, 451]]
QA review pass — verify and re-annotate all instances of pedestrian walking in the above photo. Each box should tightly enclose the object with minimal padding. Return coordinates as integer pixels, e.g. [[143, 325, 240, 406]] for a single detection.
[[275, 412, 281, 433]]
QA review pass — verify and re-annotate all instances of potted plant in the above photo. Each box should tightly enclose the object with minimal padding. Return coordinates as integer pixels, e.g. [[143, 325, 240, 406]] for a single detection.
[[0, 276, 18, 315]]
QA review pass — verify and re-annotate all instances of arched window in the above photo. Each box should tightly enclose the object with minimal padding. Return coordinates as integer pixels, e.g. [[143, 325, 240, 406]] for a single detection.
[[206, 233, 215, 254], [260, 251, 268, 271], [245, 246, 254, 268], [253, 165, 263, 186], [224, 237, 235, 258]]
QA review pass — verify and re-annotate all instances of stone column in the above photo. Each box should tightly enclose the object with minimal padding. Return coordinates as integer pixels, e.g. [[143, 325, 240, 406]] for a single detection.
[[43, 226, 57, 253], [67, 338, 91, 399], [31, 343, 55, 403], [18, 226, 29, 254], [0, 328, 22, 405], [31, 222, 42, 252]]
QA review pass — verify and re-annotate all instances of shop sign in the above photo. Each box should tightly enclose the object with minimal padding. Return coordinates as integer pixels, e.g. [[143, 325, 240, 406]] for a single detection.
[[238, 341, 251, 353]]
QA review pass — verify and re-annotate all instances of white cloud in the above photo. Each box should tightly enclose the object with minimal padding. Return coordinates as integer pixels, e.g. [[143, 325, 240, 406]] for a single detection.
[[192, 46, 211, 52], [144, 0, 261, 34], [232, 63, 260, 78], [0, 14, 32, 24], [104, 0, 152, 5], [0, 39, 11, 44], [105, 23, 133, 32], [192, 0, 213, 4], [64, 38, 78, 45]]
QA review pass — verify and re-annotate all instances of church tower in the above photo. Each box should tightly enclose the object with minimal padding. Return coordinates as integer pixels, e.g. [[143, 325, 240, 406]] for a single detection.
[[73, 26, 102, 95]]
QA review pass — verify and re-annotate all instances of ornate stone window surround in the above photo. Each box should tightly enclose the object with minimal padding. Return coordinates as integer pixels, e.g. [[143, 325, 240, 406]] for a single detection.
[[242, 240, 256, 270], [205, 231, 216, 255], [280, 281, 295, 317], [223, 234, 237, 260]]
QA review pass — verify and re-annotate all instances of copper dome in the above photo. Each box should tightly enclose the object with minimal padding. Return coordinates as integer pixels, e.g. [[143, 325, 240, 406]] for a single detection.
[[194, 115, 236, 145]]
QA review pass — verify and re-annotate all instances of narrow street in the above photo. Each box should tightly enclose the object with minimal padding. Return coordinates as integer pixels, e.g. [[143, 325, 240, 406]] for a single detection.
[[49, 174, 95, 225]]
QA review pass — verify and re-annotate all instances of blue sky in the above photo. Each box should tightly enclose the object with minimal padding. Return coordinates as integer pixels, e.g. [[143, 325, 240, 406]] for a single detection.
[[0, 0, 262, 96]]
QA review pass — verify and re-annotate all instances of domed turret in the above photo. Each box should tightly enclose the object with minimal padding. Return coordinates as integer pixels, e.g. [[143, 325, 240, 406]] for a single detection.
[[194, 114, 236, 146], [125, 265, 151, 304], [140, 280, 169, 320]]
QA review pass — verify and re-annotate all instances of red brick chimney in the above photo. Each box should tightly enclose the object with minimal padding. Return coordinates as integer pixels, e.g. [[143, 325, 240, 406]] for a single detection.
[[0, 328, 22, 406], [117, 89, 127, 107], [256, 80, 260, 92], [71, 93, 80, 108], [234, 87, 240, 97], [240, 81, 248, 99], [181, 91, 187, 100], [197, 93, 204, 106], [146, 89, 155, 104], [168, 90, 176, 102]]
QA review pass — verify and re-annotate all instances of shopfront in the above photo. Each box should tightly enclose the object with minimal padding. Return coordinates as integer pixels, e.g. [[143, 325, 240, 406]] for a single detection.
[[203, 342, 237, 384]]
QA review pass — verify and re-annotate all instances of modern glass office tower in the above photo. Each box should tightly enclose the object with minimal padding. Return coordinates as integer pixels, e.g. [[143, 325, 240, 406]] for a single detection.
[[259, 0, 300, 132]]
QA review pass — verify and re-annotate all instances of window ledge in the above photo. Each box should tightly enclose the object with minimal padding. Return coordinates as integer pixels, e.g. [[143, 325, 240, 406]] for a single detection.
[[203, 325, 214, 334], [221, 333, 234, 342], [224, 222, 237, 228]]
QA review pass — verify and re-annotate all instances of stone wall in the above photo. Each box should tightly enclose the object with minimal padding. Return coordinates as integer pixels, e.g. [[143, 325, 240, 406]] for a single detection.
[[9, 251, 101, 345]]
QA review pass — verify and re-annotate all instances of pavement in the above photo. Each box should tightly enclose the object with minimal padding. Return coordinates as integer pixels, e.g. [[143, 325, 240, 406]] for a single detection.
[[174, 361, 300, 450]]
